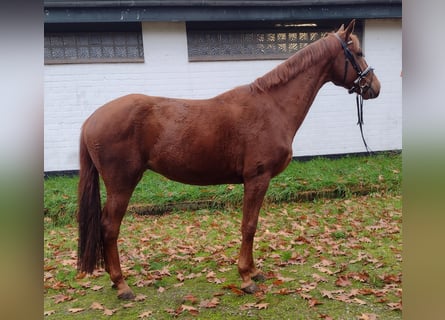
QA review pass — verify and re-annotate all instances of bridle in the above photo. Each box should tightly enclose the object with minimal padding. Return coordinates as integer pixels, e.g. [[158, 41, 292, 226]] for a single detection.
[[334, 33, 375, 153]]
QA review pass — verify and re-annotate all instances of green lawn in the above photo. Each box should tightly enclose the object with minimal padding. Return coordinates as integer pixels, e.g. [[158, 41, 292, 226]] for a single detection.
[[44, 153, 401, 225], [44, 153, 402, 319], [44, 194, 401, 319]]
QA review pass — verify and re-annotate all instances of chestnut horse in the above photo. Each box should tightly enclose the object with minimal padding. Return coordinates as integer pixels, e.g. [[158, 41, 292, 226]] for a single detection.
[[77, 20, 380, 299]]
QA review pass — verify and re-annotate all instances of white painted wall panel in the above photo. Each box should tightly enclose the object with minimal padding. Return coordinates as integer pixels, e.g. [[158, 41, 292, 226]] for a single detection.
[[44, 20, 401, 171]]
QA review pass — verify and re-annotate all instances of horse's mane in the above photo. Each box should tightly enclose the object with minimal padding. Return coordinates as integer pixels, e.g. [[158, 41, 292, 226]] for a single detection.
[[251, 33, 338, 92]]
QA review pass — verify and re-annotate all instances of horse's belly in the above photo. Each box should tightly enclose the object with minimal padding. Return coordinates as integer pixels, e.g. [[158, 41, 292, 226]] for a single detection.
[[153, 168, 243, 186], [147, 155, 244, 186]]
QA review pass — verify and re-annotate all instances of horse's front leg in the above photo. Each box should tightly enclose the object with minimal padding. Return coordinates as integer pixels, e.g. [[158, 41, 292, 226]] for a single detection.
[[238, 175, 270, 293]]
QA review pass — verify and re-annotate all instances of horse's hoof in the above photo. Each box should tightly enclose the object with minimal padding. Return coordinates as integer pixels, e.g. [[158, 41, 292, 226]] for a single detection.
[[252, 273, 266, 282], [117, 290, 135, 300], [241, 282, 259, 294]]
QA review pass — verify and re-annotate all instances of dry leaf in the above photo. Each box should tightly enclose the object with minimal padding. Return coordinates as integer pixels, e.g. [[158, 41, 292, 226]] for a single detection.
[[308, 298, 322, 308], [52, 294, 71, 304], [359, 313, 378, 320], [134, 294, 147, 301], [256, 302, 269, 310], [91, 285, 104, 291], [223, 283, 245, 296], [352, 297, 367, 305], [176, 273, 185, 282], [335, 275, 352, 287], [138, 310, 153, 318], [312, 273, 328, 283], [90, 302, 104, 310], [158, 286, 165, 293], [183, 294, 198, 304], [68, 308, 84, 313], [387, 301, 402, 310], [200, 297, 220, 308], [180, 304, 199, 315], [240, 302, 256, 310], [103, 308, 117, 316], [44, 310, 55, 316]]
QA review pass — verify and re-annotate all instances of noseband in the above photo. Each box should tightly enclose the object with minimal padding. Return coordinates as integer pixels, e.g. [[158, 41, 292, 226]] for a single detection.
[[334, 33, 375, 153]]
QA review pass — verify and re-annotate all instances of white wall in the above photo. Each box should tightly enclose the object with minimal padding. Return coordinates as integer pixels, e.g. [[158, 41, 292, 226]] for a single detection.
[[292, 19, 402, 156], [44, 19, 402, 172]]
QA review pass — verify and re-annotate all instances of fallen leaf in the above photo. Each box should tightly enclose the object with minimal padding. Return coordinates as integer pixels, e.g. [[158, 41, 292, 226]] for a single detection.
[[350, 272, 370, 283], [320, 290, 335, 299], [387, 301, 402, 310], [90, 302, 104, 310], [79, 281, 91, 288], [180, 304, 199, 315], [273, 288, 295, 295], [91, 285, 104, 291], [315, 266, 334, 275], [52, 294, 72, 304], [335, 275, 352, 287], [256, 302, 269, 310], [200, 297, 220, 308], [308, 298, 322, 308], [352, 297, 367, 305], [273, 279, 283, 286], [300, 293, 312, 300], [138, 310, 153, 318], [358, 313, 378, 320], [68, 308, 84, 313], [219, 267, 232, 272], [44, 310, 55, 316], [312, 273, 328, 283], [165, 308, 176, 315], [103, 308, 117, 316], [240, 303, 256, 310], [223, 283, 245, 296], [319, 258, 335, 266], [380, 273, 401, 284], [183, 294, 198, 304], [134, 293, 147, 301], [176, 273, 185, 282]]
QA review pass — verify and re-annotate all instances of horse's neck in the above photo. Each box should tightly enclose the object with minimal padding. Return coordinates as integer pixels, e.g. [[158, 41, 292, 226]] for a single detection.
[[266, 44, 335, 137]]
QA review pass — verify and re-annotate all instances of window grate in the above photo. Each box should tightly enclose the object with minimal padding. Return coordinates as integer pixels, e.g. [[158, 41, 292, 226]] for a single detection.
[[187, 21, 362, 62], [44, 29, 144, 64]]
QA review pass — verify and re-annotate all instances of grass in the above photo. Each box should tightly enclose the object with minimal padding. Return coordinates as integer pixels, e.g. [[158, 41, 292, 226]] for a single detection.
[[44, 195, 402, 319], [44, 153, 402, 319], [44, 152, 401, 226]]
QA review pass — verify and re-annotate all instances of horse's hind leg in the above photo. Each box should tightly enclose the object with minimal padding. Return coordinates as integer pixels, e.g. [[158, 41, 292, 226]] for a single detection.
[[101, 169, 143, 300]]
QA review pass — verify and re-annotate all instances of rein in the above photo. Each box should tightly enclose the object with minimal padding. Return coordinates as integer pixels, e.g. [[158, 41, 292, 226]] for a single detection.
[[334, 33, 374, 154]]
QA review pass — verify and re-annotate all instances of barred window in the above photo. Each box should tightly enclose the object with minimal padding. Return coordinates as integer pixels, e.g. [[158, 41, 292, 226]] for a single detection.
[[186, 21, 362, 62], [44, 23, 144, 64]]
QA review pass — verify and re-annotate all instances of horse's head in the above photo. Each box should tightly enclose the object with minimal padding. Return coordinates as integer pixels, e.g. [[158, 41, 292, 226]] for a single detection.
[[331, 20, 380, 100]]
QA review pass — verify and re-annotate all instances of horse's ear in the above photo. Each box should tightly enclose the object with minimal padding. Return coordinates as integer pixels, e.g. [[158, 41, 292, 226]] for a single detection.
[[344, 19, 356, 40], [338, 24, 345, 32]]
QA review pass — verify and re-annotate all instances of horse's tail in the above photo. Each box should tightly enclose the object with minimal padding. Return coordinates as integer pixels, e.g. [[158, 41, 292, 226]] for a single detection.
[[77, 131, 104, 273]]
